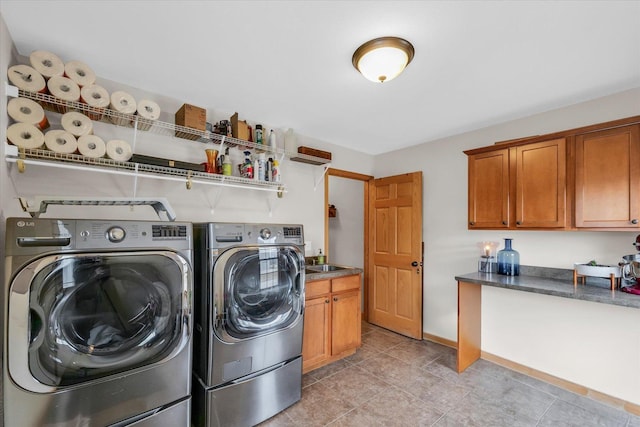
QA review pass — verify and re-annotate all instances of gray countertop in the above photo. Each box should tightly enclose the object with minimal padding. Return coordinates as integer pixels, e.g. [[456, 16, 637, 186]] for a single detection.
[[455, 269, 640, 309], [305, 266, 363, 281]]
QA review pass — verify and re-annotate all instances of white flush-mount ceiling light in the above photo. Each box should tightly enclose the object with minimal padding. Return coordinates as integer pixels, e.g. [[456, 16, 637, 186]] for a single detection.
[[352, 36, 415, 83]]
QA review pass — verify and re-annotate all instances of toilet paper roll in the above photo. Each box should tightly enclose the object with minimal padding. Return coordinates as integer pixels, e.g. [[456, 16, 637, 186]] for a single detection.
[[44, 130, 78, 154], [7, 64, 46, 93], [109, 91, 137, 126], [80, 84, 110, 120], [61, 111, 93, 137], [78, 134, 106, 158], [135, 99, 161, 131], [6, 122, 45, 149], [29, 50, 65, 79], [7, 97, 50, 130], [47, 75, 81, 113], [105, 139, 132, 162], [64, 60, 96, 87]]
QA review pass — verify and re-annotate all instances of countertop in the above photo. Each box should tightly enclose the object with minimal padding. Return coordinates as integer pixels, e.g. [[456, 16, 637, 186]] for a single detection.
[[305, 265, 363, 281], [455, 267, 640, 309]]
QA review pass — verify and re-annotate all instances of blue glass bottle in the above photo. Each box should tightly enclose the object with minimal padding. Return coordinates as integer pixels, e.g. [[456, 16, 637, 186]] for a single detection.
[[497, 238, 520, 276]]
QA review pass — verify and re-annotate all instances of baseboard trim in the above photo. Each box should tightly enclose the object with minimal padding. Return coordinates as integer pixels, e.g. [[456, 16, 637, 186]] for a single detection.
[[423, 332, 457, 349], [481, 351, 640, 416]]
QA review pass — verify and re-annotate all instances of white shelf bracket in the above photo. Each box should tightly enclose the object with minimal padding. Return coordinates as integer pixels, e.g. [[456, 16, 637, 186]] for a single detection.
[[206, 186, 225, 216], [6, 82, 18, 98], [266, 196, 274, 218], [313, 164, 331, 191]]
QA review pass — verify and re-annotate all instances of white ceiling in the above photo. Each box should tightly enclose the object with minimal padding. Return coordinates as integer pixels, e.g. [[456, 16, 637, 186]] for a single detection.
[[2, 1, 639, 155]]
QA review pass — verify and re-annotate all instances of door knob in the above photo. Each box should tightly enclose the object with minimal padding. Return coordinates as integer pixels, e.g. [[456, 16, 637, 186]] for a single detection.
[[632, 219, 638, 225]]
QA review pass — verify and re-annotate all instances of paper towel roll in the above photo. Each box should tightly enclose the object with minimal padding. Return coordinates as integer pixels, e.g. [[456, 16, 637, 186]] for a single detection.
[[44, 130, 78, 154], [135, 99, 161, 131], [7, 97, 50, 130], [7, 64, 46, 93], [6, 123, 45, 149], [30, 50, 64, 79], [47, 75, 80, 113], [78, 134, 106, 158], [109, 91, 137, 126], [80, 84, 110, 120], [64, 60, 96, 87], [61, 111, 93, 137], [105, 139, 132, 161]]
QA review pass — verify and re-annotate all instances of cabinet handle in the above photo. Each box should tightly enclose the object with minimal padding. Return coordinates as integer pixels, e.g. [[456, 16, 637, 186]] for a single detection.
[[325, 299, 330, 304], [333, 297, 338, 302], [469, 221, 475, 226], [632, 219, 639, 225], [516, 221, 522, 225], [502, 221, 507, 226]]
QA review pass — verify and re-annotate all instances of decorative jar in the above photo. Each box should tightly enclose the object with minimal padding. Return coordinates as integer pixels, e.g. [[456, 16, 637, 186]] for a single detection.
[[497, 238, 520, 276]]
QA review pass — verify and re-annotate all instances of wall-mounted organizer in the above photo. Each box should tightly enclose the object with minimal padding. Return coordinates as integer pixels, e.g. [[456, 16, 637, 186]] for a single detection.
[[5, 85, 332, 198]]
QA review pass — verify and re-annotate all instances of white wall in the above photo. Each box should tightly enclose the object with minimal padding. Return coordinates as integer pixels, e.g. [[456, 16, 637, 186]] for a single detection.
[[373, 87, 640, 404], [328, 175, 364, 269]]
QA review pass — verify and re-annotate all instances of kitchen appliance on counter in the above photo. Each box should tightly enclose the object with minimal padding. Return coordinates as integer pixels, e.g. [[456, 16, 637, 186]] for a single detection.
[[620, 234, 640, 294], [192, 223, 305, 427], [3, 218, 193, 426]]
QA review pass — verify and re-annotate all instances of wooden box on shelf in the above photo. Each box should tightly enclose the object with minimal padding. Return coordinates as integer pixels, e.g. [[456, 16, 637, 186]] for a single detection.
[[230, 112, 250, 140], [175, 103, 206, 140]]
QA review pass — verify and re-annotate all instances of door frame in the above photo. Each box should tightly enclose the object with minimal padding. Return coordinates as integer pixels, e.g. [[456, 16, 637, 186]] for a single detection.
[[324, 168, 373, 319]]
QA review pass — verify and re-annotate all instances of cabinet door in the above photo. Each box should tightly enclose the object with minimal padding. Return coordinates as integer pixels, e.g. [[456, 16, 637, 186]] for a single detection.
[[331, 289, 361, 355], [468, 149, 510, 228], [302, 296, 331, 369], [515, 138, 566, 228], [575, 125, 640, 228]]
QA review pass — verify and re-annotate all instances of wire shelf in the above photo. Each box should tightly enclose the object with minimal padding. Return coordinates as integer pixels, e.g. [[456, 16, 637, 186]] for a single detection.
[[6, 147, 286, 193], [15, 88, 330, 164]]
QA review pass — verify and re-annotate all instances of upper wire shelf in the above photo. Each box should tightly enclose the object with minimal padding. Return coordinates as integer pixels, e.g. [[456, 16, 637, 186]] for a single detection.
[[13, 87, 331, 165]]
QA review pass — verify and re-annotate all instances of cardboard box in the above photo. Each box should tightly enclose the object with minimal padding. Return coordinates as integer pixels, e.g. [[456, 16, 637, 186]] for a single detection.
[[231, 112, 250, 141], [175, 103, 206, 140]]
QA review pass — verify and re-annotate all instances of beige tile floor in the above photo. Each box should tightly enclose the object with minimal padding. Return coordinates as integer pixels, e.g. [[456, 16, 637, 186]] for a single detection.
[[261, 322, 640, 427]]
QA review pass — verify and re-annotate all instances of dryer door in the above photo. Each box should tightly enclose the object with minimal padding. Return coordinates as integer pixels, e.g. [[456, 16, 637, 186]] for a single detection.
[[212, 245, 304, 342], [7, 251, 191, 393]]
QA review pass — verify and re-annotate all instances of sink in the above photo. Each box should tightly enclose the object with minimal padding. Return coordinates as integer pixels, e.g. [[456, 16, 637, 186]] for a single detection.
[[306, 264, 347, 272]]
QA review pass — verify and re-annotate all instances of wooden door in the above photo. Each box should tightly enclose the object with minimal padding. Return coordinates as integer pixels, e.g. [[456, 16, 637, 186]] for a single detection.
[[368, 172, 423, 339], [468, 149, 510, 228], [302, 290, 331, 370], [575, 125, 640, 228], [331, 289, 360, 354], [515, 138, 566, 228]]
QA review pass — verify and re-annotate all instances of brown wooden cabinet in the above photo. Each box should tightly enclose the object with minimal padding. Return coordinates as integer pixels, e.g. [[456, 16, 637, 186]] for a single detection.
[[302, 274, 361, 373], [575, 124, 640, 229], [467, 138, 566, 229]]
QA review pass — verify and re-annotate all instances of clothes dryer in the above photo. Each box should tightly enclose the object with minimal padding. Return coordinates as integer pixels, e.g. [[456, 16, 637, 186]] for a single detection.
[[192, 223, 305, 427], [3, 218, 193, 427]]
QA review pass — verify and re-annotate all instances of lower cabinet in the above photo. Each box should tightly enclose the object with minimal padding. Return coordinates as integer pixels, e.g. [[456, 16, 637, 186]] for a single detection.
[[302, 274, 361, 373]]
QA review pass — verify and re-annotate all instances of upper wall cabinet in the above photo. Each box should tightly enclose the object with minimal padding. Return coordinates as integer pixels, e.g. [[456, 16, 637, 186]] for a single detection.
[[467, 148, 510, 228], [465, 116, 640, 231], [575, 124, 640, 229], [467, 138, 566, 230]]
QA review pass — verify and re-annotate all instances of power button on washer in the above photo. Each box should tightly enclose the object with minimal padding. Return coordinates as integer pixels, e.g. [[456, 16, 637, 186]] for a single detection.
[[107, 226, 126, 243]]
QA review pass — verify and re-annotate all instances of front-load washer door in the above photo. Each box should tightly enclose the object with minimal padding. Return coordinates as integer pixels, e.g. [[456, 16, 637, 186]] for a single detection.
[[212, 245, 304, 343], [7, 251, 191, 393]]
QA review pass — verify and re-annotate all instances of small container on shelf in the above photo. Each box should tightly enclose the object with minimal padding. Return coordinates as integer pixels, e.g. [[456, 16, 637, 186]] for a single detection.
[[477, 241, 498, 273]]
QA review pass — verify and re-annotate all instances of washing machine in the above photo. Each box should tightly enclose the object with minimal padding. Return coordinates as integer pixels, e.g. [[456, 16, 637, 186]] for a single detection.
[[3, 218, 193, 427], [192, 223, 305, 427]]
